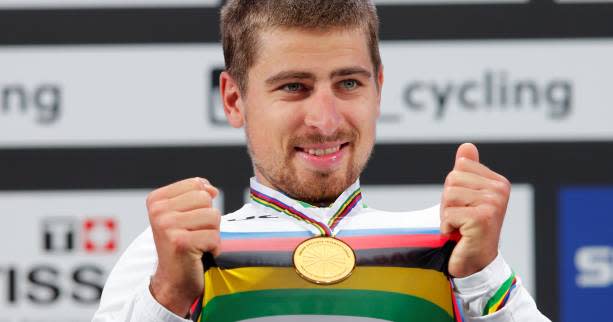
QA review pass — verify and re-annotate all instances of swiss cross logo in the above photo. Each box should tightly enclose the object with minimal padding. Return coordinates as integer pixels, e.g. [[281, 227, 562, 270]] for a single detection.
[[82, 218, 118, 253], [42, 217, 118, 254]]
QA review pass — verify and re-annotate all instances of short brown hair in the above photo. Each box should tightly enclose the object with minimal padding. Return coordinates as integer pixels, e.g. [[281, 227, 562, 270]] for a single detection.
[[220, 0, 381, 92]]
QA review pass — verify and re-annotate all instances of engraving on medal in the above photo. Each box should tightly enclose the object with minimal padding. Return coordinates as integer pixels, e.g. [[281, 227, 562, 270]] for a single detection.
[[292, 237, 356, 284]]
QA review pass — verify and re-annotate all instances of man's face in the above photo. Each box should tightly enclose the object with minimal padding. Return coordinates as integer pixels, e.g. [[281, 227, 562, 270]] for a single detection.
[[235, 27, 382, 204]]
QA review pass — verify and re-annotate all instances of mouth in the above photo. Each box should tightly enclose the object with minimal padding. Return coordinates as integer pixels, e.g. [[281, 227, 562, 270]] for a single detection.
[[295, 141, 350, 155], [295, 142, 349, 156], [293, 141, 351, 171]]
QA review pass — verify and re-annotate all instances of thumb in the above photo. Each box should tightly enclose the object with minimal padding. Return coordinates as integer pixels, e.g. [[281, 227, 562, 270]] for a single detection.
[[455, 143, 479, 166]]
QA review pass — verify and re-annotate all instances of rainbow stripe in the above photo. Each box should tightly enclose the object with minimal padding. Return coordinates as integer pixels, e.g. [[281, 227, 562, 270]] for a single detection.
[[328, 188, 362, 230], [483, 272, 517, 315], [250, 189, 331, 236], [199, 267, 456, 322], [193, 228, 461, 322], [250, 187, 362, 237]]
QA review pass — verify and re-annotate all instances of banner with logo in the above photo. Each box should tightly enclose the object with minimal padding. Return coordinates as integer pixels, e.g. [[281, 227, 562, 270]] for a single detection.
[[0, 190, 222, 321], [1, 40, 613, 147], [559, 187, 613, 322]]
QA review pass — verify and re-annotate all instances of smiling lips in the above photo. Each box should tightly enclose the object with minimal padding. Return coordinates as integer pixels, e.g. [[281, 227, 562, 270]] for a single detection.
[[295, 142, 350, 171], [304, 145, 341, 156]]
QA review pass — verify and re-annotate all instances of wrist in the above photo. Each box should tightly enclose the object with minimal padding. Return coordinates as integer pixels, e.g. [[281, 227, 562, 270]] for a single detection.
[[453, 252, 510, 293], [149, 274, 196, 317], [470, 250, 498, 277], [455, 248, 499, 278]]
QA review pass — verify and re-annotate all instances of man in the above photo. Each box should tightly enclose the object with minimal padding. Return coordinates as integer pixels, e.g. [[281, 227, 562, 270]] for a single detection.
[[93, 1, 550, 321]]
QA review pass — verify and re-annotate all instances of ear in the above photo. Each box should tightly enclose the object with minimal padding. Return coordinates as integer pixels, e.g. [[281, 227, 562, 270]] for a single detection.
[[220, 71, 245, 128], [375, 64, 384, 117]]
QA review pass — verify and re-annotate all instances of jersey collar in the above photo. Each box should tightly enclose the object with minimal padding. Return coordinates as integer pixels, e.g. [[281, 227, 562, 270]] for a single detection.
[[248, 177, 364, 236]]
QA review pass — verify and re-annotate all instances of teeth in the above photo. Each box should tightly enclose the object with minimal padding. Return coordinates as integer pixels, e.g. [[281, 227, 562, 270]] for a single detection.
[[306, 146, 340, 156]]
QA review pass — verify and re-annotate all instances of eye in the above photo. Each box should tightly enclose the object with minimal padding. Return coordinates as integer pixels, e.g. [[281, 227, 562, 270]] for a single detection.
[[282, 83, 305, 92], [340, 79, 359, 90]]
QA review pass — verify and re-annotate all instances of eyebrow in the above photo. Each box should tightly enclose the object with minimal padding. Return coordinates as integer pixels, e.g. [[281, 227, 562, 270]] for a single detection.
[[264, 66, 372, 85], [330, 67, 372, 79], [265, 71, 314, 85]]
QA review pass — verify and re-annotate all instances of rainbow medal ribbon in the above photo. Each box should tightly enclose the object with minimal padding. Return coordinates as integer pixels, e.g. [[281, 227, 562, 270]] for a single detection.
[[250, 187, 363, 284]]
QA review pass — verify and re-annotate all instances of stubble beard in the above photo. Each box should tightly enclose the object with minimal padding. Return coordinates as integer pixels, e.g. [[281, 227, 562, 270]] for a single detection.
[[247, 128, 371, 206]]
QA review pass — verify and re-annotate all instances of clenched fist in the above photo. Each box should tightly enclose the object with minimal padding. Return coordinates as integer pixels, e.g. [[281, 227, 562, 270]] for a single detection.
[[146, 177, 221, 316], [441, 143, 511, 278]]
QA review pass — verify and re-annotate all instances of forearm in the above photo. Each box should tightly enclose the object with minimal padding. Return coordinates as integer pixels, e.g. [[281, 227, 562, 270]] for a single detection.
[[92, 227, 191, 322], [92, 283, 191, 322]]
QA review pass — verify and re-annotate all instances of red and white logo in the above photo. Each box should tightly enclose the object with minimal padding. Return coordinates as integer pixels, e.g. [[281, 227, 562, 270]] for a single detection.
[[42, 217, 118, 254], [82, 218, 118, 253]]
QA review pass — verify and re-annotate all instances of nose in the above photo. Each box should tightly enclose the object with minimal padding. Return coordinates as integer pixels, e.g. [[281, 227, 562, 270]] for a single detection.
[[304, 86, 341, 136]]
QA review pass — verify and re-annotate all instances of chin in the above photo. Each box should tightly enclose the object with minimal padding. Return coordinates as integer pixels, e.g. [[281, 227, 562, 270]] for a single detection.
[[253, 149, 367, 205], [289, 169, 354, 204]]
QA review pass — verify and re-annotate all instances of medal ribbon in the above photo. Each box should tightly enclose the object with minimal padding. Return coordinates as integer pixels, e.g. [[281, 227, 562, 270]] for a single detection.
[[328, 188, 362, 231], [249, 187, 362, 237]]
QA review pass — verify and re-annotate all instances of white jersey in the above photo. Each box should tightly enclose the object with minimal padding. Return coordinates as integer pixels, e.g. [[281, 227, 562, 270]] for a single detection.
[[92, 178, 550, 322]]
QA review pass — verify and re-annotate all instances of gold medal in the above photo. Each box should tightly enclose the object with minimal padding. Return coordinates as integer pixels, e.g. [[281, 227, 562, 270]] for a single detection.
[[292, 236, 356, 285]]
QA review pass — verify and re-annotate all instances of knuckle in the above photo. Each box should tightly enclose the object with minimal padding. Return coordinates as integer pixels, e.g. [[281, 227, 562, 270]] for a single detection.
[[445, 171, 460, 186], [209, 232, 222, 257], [199, 231, 219, 252], [145, 192, 155, 208], [168, 231, 188, 252], [496, 181, 511, 196], [154, 214, 176, 230], [198, 190, 211, 201], [482, 192, 498, 204], [441, 209, 451, 222], [206, 207, 221, 218], [491, 193, 506, 207], [198, 177, 211, 186], [189, 177, 204, 191], [146, 189, 164, 209], [502, 178, 512, 193], [444, 174, 453, 186], [211, 209, 222, 228], [211, 207, 222, 217], [199, 190, 212, 202], [500, 175, 511, 186], [149, 200, 169, 216], [209, 231, 221, 248], [443, 186, 456, 197], [494, 179, 511, 194], [199, 208, 221, 229]]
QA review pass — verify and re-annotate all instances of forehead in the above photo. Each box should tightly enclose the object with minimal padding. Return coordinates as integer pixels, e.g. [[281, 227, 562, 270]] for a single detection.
[[251, 27, 373, 77]]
